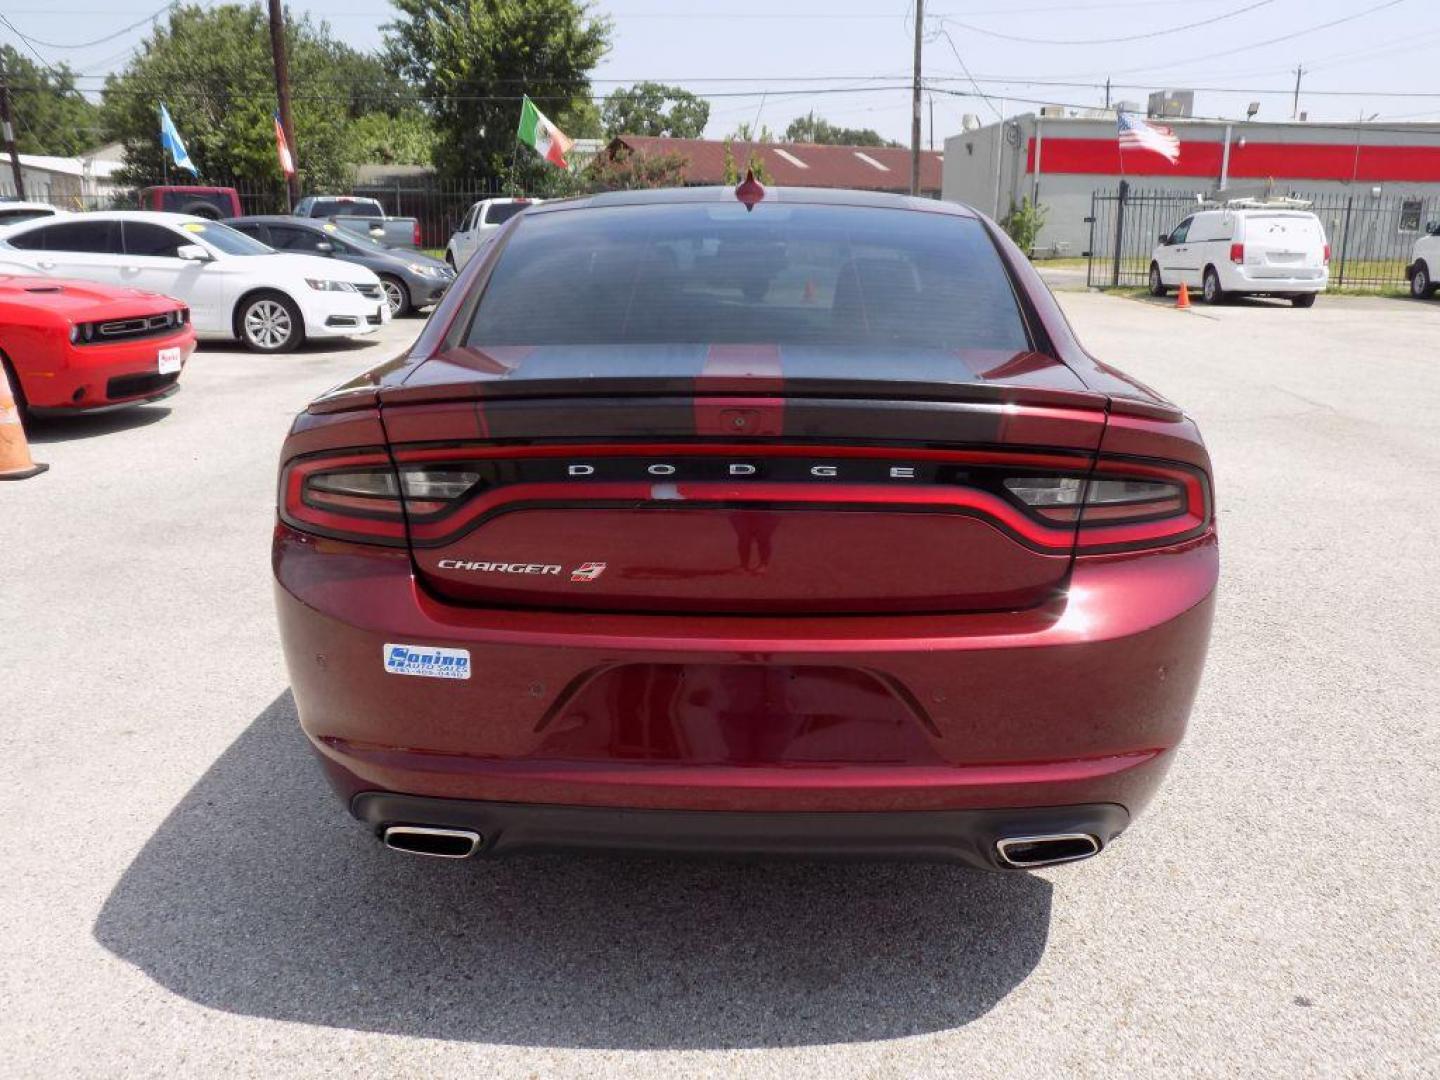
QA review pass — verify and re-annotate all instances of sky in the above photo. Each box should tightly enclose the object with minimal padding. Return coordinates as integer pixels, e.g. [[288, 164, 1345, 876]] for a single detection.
[[3, 0, 1439, 144]]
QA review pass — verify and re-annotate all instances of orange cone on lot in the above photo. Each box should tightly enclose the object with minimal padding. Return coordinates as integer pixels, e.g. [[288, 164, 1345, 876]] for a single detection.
[[0, 366, 47, 481], [1176, 281, 1191, 309]]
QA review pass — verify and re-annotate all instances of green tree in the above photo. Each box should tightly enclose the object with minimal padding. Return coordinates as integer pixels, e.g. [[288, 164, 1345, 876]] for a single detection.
[[783, 112, 891, 147], [721, 140, 770, 186], [601, 82, 708, 139], [385, 0, 610, 184], [728, 121, 772, 142], [347, 112, 437, 166], [100, 4, 359, 189], [0, 46, 101, 157]]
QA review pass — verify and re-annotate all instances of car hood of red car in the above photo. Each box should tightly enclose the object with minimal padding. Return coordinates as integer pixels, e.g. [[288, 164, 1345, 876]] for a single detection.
[[0, 274, 181, 321]]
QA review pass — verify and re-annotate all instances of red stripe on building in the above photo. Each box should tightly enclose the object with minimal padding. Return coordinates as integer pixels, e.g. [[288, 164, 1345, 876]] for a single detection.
[[1028, 138, 1440, 182]]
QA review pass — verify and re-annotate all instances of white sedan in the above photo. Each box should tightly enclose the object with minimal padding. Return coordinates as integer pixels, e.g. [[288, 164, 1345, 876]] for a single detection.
[[0, 211, 388, 352]]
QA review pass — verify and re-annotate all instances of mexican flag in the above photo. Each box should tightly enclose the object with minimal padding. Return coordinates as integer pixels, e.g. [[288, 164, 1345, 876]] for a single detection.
[[517, 95, 573, 169]]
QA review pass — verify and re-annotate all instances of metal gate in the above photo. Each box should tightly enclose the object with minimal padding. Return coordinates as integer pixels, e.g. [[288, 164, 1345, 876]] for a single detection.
[[1085, 183, 1439, 291]]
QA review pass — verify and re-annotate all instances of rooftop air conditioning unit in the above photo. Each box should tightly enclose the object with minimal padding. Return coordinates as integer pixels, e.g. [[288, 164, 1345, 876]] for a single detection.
[[1039, 106, 1066, 119], [1147, 90, 1195, 118]]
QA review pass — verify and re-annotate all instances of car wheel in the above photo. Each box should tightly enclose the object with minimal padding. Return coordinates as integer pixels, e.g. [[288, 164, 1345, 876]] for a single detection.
[[178, 200, 222, 220], [1412, 262, 1434, 299], [1291, 293, 1317, 308], [379, 275, 410, 318], [1148, 263, 1167, 297], [238, 292, 304, 353], [1202, 267, 1224, 305]]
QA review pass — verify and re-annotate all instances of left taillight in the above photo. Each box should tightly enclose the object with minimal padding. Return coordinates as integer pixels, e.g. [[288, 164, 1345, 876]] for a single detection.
[[412, 220, 422, 247], [280, 451, 480, 546], [1002, 458, 1211, 553]]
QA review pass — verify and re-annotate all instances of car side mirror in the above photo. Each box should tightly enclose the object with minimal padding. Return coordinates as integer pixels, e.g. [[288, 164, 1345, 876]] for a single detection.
[[315, 240, 334, 253], [176, 244, 212, 262], [1158, 232, 1170, 245]]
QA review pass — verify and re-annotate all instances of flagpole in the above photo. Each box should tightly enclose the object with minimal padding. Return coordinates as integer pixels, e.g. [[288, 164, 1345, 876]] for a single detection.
[[160, 104, 168, 187]]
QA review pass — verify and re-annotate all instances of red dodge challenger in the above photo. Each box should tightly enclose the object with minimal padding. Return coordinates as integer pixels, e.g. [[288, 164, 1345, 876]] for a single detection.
[[274, 186, 1217, 870], [0, 275, 193, 417]]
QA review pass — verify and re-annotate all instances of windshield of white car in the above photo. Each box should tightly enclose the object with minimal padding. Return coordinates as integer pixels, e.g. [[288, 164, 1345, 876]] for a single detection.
[[180, 221, 275, 256]]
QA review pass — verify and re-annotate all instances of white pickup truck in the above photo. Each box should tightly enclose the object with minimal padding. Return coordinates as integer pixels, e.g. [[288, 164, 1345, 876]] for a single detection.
[[1406, 223, 1440, 300], [445, 198, 539, 270]]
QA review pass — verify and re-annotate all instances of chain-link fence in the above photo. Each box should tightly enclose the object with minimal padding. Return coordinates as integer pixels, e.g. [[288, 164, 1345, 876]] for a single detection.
[[1085, 183, 1439, 290]]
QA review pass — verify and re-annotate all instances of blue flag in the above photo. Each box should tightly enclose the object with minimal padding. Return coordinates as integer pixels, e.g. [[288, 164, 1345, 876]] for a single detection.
[[158, 103, 198, 176]]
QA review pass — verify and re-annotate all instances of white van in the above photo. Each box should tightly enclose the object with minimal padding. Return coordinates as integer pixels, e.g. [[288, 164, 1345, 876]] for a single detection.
[[1405, 222, 1439, 300], [1149, 201, 1329, 307]]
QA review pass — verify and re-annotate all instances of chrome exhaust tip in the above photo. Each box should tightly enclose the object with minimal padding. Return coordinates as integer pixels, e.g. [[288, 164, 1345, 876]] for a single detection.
[[995, 833, 1101, 869], [382, 825, 482, 859]]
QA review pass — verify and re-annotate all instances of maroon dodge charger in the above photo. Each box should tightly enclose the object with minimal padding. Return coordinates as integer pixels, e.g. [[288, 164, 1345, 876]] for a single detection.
[[273, 185, 1217, 869]]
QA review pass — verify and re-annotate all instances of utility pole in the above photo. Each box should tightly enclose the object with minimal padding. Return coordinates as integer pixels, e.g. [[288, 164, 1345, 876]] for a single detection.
[[268, 0, 299, 209], [0, 53, 26, 201], [910, 0, 923, 195], [1291, 65, 1303, 121], [928, 93, 934, 151], [1104, 78, 1111, 109]]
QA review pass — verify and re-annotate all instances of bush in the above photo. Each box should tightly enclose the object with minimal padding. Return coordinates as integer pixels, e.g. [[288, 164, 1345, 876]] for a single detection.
[[1002, 197, 1048, 255]]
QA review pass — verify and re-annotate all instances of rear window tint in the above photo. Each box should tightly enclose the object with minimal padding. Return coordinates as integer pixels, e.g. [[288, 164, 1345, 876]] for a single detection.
[[467, 203, 1029, 351], [483, 202, 529, 225]]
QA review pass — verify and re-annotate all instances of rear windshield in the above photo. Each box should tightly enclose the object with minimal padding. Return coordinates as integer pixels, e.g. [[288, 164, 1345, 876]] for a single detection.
[[467, 203, 1029, 350], [484, 201, 529, 225], [310, 199, 384, 219]]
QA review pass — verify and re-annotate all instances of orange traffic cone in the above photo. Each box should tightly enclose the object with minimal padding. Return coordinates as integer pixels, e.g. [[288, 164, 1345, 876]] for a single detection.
[[0, 366, 47, 481], [1176, 281, 1191, 309]]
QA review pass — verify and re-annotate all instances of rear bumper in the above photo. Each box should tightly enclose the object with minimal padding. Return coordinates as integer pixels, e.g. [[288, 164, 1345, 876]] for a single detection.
[[1228, 268, 1328, 293], [276, 525, 1217, 823], [354, 792, 1130, 869]]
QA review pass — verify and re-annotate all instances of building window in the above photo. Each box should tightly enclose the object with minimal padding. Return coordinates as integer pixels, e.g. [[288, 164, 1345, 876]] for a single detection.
[[1400, 200, 1423, 232]]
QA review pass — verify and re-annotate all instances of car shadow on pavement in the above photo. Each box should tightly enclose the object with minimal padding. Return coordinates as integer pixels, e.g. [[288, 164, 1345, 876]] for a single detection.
[[25, 405, 171, 443], [94, 691, 1053, 1050], [197, 336, 388, 356]]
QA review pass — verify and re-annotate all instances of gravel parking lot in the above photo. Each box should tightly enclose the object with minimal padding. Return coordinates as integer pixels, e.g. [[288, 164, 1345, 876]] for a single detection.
[[3, 293, 1438, 1078]]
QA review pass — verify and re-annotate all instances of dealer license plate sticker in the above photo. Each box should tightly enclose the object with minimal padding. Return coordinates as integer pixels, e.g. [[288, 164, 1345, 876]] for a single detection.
[[158, 347, 183, 374], [384, 643, 471, 679]]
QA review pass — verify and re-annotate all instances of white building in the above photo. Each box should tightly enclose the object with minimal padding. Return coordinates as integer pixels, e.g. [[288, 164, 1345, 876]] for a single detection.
[[0, 145, 126, 208]]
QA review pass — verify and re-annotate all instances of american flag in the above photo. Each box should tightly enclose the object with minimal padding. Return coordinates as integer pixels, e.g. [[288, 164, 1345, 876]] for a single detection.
[[1118, 111, 1180, 164]]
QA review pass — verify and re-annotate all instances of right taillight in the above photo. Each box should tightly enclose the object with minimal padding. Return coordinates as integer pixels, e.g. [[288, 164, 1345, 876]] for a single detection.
[[1004, 459, 1210, 552], [1229, 242, 1245, 264], [279, 452, 481, 545]]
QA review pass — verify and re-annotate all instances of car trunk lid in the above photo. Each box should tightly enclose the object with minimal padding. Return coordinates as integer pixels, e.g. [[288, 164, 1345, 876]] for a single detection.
[[378, 344, 1109, 615]]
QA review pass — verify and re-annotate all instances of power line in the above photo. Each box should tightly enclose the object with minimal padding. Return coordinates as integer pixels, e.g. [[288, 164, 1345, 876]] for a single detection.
[[940, 0, 1276, 47], [0, 3, 173, 50], [1065, 0, 1412, 80]]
